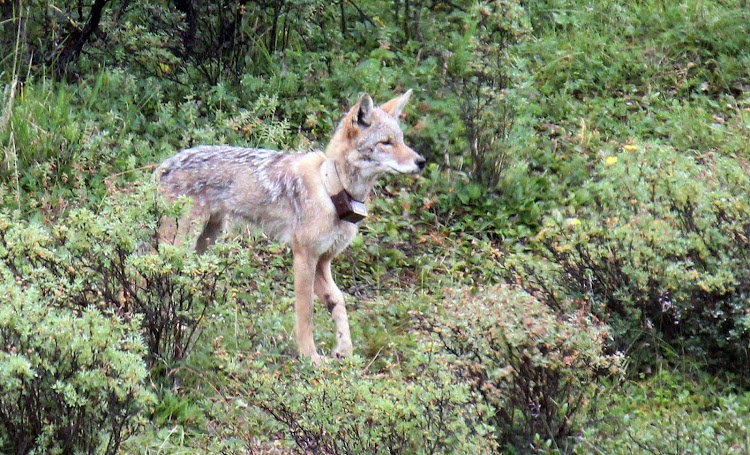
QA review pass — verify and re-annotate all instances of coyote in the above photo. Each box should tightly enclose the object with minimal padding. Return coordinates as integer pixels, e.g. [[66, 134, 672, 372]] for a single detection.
[[156, 91, 425, 363]]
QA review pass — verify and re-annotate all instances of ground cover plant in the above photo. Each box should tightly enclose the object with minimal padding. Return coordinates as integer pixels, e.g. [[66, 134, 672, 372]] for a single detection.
[[2, 0, 750, 453]]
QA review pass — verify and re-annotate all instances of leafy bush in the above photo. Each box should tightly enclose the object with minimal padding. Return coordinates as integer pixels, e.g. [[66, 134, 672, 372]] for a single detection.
[[228, 352, 495, 454], [426, 285, 623, 451], [576, 370, 750, 454], [452, 1, 530, 188], [506, 144, 750, 372], [0, 279, 154, 454], [579, 397, 750, 454], [0, 183, 243, 367]]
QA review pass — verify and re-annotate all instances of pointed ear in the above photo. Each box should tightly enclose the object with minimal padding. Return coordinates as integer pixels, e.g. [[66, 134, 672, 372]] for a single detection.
[[379, 89, 413, 118], [354, 93, 374, 127]]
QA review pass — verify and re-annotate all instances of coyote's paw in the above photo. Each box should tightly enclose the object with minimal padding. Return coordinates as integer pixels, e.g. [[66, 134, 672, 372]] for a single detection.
[[310, 352, 326, 367], [332, 341, 353, 359]]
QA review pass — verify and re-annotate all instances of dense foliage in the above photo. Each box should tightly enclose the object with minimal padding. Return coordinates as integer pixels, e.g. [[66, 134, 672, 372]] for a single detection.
[[0, 280, 153, 454], [505, 145, 750, 373], [1, 0, 749, 452], [428, 285, 622, 450], [0, 185, 243, 367], [231, 352, 495, 454]]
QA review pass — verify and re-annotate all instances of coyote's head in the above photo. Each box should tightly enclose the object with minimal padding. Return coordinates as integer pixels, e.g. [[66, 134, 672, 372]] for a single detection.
[[333, 90, 426, 178]]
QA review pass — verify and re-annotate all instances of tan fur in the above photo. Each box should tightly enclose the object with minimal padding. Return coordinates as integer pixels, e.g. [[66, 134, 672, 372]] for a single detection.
[[156, 91, 424, 364]]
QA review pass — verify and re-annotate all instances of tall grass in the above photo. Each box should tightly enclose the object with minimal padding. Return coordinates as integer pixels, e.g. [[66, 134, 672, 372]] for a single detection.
[[1, 10, 24, 211]]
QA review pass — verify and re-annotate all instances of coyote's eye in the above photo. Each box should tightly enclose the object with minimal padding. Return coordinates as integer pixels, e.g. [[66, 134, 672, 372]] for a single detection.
[[381, 139, 393, 146]]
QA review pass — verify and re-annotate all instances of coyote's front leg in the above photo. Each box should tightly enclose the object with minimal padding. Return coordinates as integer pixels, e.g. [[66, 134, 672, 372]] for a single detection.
[[314, 255, 353, 359], [292, 243, 322, 364]]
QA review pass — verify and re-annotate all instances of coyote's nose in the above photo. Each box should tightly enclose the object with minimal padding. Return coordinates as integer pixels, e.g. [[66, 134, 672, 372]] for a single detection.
[[416, 155, 426, 171]]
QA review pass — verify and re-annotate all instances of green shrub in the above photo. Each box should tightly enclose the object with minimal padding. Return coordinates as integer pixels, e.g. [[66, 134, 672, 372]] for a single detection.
[[578, 397, 750, 454], [576, 370, 750, 454], [426, 285, 623, 451], [506, 144, 750, 372], [229, 352, 495, 454], [451, 1, 530, 188], [0, 183, 244, 368], [0, 278, 154, 454]]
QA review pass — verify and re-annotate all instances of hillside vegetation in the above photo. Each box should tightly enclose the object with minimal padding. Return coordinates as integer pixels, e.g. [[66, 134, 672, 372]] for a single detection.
[[1, 0, 750, 453]]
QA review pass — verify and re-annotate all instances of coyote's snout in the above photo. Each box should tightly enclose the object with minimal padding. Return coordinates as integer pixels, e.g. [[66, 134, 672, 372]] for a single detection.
[[156, 90, 424, 363]]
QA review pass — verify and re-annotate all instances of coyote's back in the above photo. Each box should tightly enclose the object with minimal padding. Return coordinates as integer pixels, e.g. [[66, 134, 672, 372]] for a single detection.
[[157, 145, 313, 243]]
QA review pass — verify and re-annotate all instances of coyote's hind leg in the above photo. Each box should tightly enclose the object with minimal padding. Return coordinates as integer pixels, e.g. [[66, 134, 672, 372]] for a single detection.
[[195, 212, 224, 254]]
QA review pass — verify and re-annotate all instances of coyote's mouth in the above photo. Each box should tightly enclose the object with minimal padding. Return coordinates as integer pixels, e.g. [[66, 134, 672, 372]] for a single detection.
[[387, 162, 422, 174]]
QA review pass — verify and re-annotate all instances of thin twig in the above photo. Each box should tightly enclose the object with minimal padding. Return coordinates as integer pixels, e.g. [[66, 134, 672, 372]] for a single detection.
[[361, 345, 385, 374], [347, 0, 375, 26]]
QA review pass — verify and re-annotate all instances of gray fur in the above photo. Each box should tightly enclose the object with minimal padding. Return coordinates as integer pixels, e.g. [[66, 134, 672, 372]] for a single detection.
[[157, 145, 309, 242]]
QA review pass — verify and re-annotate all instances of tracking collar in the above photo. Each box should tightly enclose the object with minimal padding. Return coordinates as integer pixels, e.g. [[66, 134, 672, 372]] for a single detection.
[[321, 158, 368, 224]]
